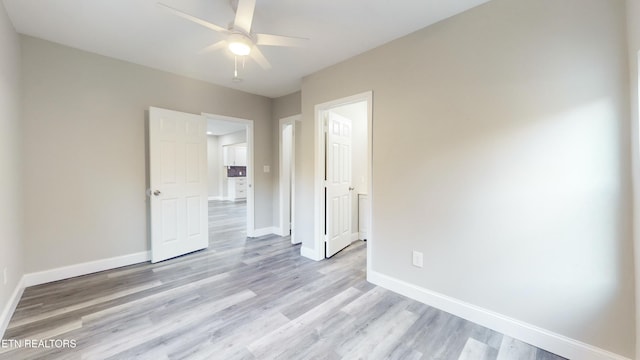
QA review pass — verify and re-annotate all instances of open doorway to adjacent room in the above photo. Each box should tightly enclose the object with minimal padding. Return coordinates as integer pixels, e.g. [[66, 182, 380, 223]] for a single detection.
[[204, 113, 255, 239], [314, 92, 372, 260]]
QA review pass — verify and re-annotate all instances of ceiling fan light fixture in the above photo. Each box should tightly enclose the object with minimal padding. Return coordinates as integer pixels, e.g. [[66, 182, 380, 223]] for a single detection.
[[228, 33, 252, 56]]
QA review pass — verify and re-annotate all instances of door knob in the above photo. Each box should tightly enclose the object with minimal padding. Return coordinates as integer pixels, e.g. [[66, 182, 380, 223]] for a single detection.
[[153, 190, 161, 196], [349, 187, 355, 191]]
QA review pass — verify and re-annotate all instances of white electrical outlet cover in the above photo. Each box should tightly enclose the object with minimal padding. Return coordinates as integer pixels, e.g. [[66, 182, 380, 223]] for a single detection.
[[412, 251, 424, 268]]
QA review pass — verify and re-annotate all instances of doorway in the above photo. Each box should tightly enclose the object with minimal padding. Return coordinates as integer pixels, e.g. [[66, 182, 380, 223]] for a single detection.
[[314, 92, 372, 259], [279, 115, 300, 243], [202, 113, 256, 237]]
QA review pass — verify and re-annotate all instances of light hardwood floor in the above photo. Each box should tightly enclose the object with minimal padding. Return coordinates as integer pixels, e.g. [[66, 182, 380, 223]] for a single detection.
[[1, 200, 566, 360]]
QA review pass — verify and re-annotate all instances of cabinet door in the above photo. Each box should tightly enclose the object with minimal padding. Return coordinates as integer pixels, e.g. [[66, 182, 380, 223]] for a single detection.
[[235, 147, 247, 166], [228, 178, 236, 199], [223, 146, 235, 166]]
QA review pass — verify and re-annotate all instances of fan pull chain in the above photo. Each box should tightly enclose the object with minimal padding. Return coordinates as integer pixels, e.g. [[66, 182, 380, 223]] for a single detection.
[[233, 56, 245, 82]]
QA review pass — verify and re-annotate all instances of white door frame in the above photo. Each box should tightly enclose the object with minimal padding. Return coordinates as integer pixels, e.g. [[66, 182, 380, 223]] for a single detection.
[[202, 112, 256, 237], [279, 114, 301, 243], [312, 91, 373, 263]]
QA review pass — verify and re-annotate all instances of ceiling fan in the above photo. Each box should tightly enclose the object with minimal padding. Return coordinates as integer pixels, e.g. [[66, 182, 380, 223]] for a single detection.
[[158, 0, 307, 72]]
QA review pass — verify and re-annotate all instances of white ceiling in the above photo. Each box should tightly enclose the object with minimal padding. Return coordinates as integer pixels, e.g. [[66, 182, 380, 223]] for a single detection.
[[207, 118, 246, 136], [3, 0, 490, 98]]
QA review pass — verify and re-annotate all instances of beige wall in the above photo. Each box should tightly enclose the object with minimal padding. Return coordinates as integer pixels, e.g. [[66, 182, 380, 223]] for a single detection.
[[0, 1, 23, 331], [627, 0, 640, 355], [300, 0, 633, 357], [21, 35, 273, 273], [271, 91, 301, 227], [272, 91, 302, 120]]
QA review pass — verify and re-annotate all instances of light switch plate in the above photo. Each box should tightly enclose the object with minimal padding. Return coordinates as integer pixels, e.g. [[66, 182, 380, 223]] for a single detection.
[[412, 251, 423, 268], [264, 165, 270, 173]]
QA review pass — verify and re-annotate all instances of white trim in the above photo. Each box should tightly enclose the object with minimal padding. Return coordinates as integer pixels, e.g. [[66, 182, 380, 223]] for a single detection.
[[273, 227, 293, 238], [250, 227, 279, 238], [301, 246, 324, 261], [23, 251, 150, 287], [290, 115, 300, 245], [364, 94, 374, 275], [632, 50, 640, 357], [1, 252, 150, 338], [368, 269, 630, 360], [313, 107, 327, 261], [0, 276, 25, 339], [279, 114, 301, 244], [273, 229, 288, 237], [207, 196, 224, 201], [351, 232, 360, 241]]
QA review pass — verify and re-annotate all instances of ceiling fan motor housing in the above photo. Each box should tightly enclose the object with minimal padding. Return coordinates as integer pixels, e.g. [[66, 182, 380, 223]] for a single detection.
[[228, 32, 253, 56]]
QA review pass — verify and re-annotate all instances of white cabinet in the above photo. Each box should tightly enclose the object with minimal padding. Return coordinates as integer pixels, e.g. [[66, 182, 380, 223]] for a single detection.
[[223, 146, 234, 166], [234, 147, 247, 166], [223, 146, 247, 166], [228, 177, 247, 200]]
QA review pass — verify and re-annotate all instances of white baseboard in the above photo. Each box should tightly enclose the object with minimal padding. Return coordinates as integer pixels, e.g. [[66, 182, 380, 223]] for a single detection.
[[2, 251, 150, 338], [0, 276, 25, 339], [250, 227, 279, 238], [273, 226, 287, 237], [368, 270, 630, 360], [301, 246, 323, 261], [24, 251, 151, 287], [351, 232, 359, 241], [275, 226, 294, 238]]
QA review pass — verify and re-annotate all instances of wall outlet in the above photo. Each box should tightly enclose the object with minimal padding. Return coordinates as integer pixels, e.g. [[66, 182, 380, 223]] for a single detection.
[[264, 165, 271, 173], [3, 268, 7, 285], [412, 251, 424, 268]]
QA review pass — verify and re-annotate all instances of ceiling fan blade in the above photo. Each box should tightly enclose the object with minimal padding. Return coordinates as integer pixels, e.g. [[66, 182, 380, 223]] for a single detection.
[[250, 47, 272, 69], [158, 3, 230, 34], [199, 40, 227, 54], [255, 33, 308, 47], [234, 0, 256, 34]]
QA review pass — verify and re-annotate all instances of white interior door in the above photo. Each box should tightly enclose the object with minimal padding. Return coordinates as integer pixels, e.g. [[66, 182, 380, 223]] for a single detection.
[[149, 107, 208, 263], [325, 112, 353, 257]]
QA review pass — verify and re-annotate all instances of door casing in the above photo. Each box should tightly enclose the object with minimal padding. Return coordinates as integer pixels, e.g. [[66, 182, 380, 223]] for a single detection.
[[279, 114, 300, 242], [311, 91, 373, 267]]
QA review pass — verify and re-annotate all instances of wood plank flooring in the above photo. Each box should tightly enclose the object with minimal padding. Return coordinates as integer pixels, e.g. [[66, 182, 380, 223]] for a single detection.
[[1, 200, 567, 360]]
